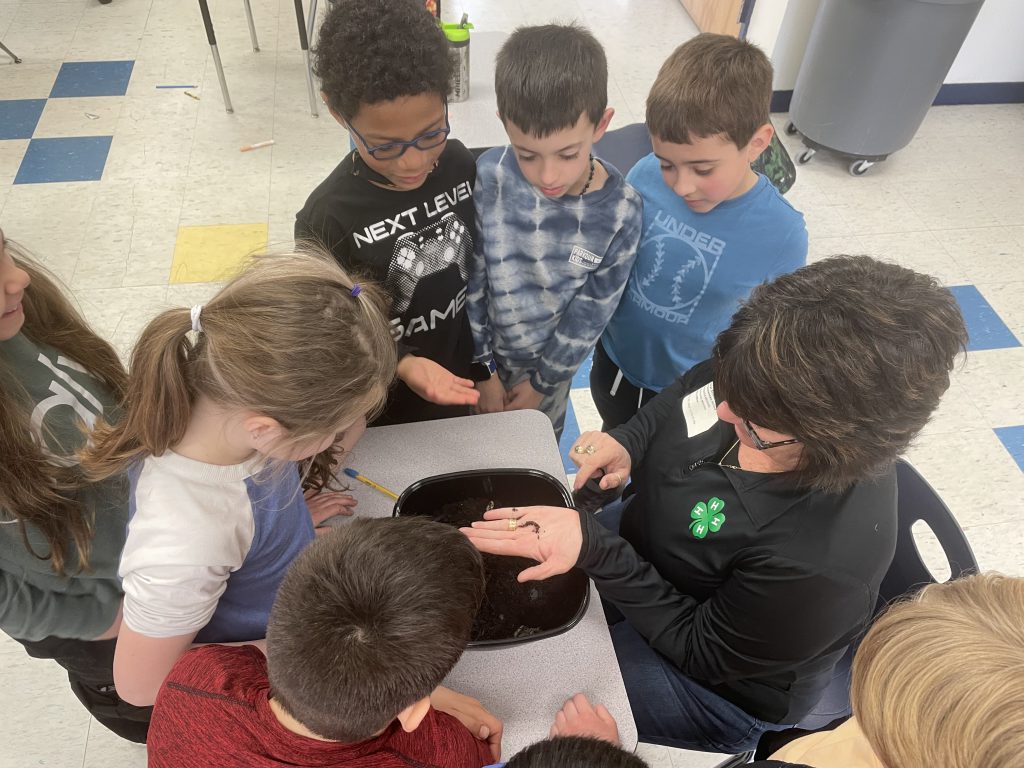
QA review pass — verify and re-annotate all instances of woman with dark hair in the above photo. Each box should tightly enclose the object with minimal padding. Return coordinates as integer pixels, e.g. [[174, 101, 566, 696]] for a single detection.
[[465, 256, 967, 755], [0, 230, 149, 741]]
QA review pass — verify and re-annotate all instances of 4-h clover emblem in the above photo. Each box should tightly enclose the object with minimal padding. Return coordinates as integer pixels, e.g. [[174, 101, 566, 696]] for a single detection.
[[689, 497, 726, 539]]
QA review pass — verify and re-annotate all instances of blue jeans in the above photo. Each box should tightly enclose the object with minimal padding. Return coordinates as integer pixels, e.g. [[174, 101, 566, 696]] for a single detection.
[[595, 501, 785, 753]]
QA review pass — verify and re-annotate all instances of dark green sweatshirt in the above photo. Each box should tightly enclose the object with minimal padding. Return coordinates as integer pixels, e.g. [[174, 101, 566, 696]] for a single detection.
[[0, 333, 126, 641]]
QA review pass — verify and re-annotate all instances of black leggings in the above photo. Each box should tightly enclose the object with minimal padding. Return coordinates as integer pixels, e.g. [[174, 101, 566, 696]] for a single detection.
[[16, 634, 151, 743], [589, 339, 659, 431]]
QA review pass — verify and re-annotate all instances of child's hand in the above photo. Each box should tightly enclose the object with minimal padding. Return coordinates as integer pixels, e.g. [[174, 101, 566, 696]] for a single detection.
[[505, 379, 544, 412], [430, 686, 503, 761], [304, 488, 357, 535], [550, 693, 620, 745], [397, 355, 481, 407], [475, 375, 507, 414]]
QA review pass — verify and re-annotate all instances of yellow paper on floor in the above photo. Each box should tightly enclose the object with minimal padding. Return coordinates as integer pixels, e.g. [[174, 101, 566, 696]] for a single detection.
[[170, 223, 268, 284]]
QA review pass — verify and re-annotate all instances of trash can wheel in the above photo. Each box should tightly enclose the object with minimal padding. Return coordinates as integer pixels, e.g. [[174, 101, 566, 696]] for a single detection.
[[849, 159, 874, 176]]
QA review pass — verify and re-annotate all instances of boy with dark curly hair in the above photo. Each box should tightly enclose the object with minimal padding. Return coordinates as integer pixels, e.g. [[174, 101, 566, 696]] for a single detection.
[[296, 0, 481, 426]]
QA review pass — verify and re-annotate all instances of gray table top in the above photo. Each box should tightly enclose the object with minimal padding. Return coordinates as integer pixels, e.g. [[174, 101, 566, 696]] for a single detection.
[[334, 409, 638, 757]]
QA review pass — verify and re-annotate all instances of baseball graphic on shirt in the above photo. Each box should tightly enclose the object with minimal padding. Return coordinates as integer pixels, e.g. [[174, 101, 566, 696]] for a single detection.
[[632, 234, 715, 325], [386, 212, 471, 314]]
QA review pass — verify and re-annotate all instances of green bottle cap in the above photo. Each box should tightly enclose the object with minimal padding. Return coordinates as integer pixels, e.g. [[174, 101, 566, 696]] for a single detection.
[[442, 21, 473, 43]]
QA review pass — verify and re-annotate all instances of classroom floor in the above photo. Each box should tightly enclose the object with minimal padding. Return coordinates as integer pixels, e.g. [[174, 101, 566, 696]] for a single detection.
[[1, 0, 1021, 766]]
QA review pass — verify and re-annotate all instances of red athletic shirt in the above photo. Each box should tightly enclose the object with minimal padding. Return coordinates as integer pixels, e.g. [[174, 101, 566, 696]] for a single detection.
[[148, 645, 493, 768]]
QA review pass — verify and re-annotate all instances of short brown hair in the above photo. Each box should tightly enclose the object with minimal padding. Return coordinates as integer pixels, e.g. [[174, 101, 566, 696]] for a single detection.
[[506, 737, 648, 768], [852, 573, 1024, 768], [266, 517, 485, 742], [646, 33, 772, 147], [714, 255, 966, 493], [495, 24, 608, 137]]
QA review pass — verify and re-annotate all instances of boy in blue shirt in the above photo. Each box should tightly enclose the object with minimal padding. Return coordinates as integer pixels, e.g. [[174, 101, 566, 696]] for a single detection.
[[468, 24, 643, 439], [593, 33, 808, 429]]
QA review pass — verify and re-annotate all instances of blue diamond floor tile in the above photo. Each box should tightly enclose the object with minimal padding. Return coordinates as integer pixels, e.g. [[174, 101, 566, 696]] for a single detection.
[[995, 426, 1024, 473], [14, 136, 113, 184], [559, 398, 581, 475], [0, 99, 47, 140], [50, 60, 135, 98], [949, 285, 1021, 352]]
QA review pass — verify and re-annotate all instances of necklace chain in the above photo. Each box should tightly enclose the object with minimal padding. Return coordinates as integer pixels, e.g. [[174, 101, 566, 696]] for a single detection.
[[719, 440, 743, 471], [579, 155, 596, 196]]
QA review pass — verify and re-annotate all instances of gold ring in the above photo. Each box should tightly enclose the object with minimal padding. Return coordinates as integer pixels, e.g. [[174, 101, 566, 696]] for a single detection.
[[573, 445, 585, 454], [585, 444, 596, 455], [508, 518, 518, 531]]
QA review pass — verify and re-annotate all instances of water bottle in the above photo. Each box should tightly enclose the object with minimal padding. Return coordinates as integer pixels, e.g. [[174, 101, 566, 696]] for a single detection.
[[443, 15, 473, 103]]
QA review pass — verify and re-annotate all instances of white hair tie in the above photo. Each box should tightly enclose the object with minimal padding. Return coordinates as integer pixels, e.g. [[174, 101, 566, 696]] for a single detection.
[[190, 304, 204, 334]]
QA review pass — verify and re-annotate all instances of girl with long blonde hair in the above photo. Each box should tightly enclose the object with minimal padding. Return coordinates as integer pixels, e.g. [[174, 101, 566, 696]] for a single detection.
[[80, 250, 397, 707]]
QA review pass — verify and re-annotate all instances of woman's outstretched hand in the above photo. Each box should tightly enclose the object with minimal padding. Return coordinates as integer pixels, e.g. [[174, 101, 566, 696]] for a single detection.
[[569, 431, 632, 492], [460, 505, 583, 582]]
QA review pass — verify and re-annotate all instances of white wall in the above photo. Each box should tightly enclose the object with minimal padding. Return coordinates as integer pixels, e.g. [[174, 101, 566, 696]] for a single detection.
[[946, 0, 1024, 83], [758, 0, 1023, 92]]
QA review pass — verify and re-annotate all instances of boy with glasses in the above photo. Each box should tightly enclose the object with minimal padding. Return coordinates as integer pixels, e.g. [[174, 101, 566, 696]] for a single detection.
[[296, 0, 480, 426]]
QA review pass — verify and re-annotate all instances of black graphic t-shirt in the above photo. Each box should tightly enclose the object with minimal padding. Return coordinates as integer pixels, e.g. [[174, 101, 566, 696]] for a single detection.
[[296, 140, 477, 426]]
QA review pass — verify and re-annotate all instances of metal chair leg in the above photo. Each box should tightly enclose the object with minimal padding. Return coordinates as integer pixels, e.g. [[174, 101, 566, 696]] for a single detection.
[[293, 0, 319, 117], [242, 0, 260, 52], [307, 0, 319, 50], [0, 40, 22, 64], [197, 0, 233, 113]]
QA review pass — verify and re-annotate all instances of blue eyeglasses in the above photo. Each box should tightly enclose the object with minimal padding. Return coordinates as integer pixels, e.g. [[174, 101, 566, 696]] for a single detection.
[[347, 101, 450, 160]]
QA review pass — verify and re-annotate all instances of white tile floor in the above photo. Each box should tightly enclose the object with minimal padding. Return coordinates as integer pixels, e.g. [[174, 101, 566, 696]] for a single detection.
[[1, 1, 1022, 766]]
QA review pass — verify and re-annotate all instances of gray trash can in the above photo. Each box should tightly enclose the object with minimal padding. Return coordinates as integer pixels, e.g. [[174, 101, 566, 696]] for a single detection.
[[788, 0, 985, 176]]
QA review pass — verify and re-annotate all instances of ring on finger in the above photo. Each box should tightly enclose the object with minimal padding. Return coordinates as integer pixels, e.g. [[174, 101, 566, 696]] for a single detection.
[[508, 517, 518, 531]]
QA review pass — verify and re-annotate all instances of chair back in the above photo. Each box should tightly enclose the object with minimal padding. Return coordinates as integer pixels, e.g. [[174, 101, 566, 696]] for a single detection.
[[593, 122, 652, 175], [879, 459, 979, 607]]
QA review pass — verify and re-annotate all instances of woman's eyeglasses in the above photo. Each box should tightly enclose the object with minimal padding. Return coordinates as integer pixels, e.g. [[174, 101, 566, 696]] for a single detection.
[[347, 101, 451, 160], [742, 419, 801, 450]]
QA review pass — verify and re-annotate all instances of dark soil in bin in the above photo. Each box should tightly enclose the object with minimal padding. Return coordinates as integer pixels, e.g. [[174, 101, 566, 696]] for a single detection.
[[433, 496, 587, 643], [395, 469, 589, 645]]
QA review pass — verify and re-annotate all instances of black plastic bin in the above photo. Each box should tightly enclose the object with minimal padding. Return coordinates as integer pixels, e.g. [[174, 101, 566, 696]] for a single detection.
[[393, 468, 590, 648]]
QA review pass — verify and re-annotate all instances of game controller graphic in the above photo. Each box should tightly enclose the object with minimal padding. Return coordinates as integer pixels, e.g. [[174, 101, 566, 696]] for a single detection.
[[386, 212, 471, 314]]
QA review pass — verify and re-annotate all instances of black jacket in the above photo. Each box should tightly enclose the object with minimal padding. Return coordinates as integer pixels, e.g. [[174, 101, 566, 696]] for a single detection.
[[577, 361, 897, 723]]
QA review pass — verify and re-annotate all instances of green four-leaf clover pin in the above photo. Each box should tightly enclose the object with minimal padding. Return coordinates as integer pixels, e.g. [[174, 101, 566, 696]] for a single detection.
[[689, 497, 726, 539]]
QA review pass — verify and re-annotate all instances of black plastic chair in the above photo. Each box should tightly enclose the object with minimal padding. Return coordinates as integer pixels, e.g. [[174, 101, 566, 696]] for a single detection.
[[710, 458, 979, 766], [593, 122, 653, 176], [470, 123, 654, 176]]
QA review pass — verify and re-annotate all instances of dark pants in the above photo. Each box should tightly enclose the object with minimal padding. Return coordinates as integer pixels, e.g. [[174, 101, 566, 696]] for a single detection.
[[16, 635, 151, 743], [589, 339, 658, 431], [595, 501, 788, 753]]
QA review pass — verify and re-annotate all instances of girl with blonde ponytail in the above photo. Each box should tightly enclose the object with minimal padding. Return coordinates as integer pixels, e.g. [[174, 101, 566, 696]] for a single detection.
[[0, 229, 150, 742], [80, 249, 397, 707]]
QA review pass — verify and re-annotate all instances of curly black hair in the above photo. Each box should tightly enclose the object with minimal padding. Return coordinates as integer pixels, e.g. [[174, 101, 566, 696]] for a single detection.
[[314, 0, 452, 119]]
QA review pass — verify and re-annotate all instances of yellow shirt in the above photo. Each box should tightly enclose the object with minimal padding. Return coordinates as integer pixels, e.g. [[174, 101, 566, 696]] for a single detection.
[[770, 718, 884, 768]]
